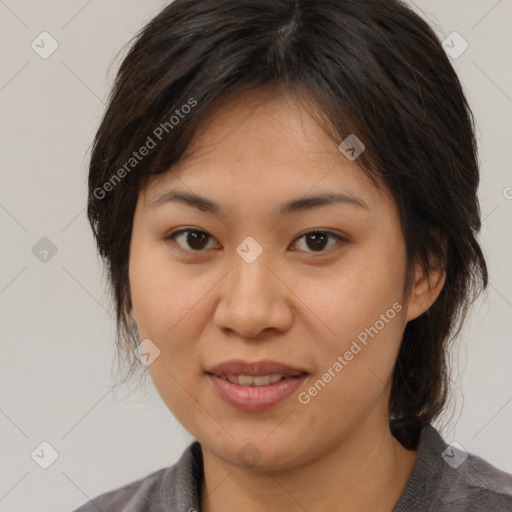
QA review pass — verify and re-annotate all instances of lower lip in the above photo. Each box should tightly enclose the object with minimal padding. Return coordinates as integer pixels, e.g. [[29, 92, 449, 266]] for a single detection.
[[206, 373, 308, 412]]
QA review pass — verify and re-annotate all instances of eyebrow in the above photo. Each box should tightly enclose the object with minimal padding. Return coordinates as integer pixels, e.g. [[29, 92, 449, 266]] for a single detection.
[[148, 189, 368, 216]]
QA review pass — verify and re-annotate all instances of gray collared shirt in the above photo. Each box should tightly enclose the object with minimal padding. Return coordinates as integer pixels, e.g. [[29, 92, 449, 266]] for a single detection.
[[72, 424, 512, 511]]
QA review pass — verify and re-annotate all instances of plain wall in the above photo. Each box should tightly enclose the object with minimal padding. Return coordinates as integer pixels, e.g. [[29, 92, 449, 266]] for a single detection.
[[0, 1, 510, 510]]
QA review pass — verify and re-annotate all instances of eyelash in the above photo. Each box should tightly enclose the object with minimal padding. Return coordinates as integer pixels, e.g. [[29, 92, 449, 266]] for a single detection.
[[165, 228, 347, 255]]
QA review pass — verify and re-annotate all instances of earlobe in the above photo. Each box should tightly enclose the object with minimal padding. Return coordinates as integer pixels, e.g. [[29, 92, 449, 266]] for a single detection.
[[405, 263, 446, 322]]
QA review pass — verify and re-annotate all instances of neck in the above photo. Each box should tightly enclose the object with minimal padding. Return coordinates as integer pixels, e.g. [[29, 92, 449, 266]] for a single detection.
[[200, 416, 417, 512]]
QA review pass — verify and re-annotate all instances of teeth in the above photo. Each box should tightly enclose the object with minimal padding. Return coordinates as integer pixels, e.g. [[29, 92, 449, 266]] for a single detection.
[[219, 374, 288, 386]]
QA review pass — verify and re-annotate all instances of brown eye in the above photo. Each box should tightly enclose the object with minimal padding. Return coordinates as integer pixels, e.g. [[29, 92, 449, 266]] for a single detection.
[[166, 228, 346, 255], [292, 231, 345, 253], [166, 228, 219, 252]]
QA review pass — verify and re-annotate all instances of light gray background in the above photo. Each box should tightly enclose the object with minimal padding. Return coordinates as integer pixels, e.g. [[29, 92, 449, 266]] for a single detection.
[[0, 1, 510, 511]]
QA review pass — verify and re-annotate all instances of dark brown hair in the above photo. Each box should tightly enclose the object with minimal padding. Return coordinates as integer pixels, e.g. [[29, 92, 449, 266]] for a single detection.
[[87, 0, 488, 448]]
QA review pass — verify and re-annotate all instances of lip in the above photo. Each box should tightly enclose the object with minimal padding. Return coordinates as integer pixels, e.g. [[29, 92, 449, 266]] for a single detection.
[[206, 373, 308, 412], [206, 358, 308, 377]]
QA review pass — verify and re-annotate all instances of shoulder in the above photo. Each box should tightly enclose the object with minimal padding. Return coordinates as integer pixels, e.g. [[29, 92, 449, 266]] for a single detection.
[[70, 441, 203, 512], [70, 466, 173, 512], [436, 449, 512, 511], [394, 424, 512, 512]]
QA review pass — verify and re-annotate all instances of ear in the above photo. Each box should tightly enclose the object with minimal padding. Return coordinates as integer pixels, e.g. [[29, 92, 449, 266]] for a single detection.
[[405, 260, 446, 322]]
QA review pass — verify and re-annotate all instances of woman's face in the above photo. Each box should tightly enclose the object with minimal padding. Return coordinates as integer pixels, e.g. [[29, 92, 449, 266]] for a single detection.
[[128, 89, 433, 470]]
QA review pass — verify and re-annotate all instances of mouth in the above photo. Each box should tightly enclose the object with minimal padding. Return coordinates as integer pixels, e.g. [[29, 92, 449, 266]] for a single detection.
[[205, 359, 309, 411], [208, 373, 305, 386], [206, 358, 308, 379]]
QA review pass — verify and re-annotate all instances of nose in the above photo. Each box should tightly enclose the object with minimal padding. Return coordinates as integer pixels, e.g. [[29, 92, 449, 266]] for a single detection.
[[213, 249, 293, 339]]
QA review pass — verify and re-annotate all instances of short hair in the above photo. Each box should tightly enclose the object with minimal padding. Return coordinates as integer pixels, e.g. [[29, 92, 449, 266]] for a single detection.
[[87, 0, 488, 448]]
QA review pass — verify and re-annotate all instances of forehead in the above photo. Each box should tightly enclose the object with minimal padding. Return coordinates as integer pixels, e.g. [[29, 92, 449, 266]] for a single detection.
[[176, 87, 339, 167], [142, 88, 392, 213]]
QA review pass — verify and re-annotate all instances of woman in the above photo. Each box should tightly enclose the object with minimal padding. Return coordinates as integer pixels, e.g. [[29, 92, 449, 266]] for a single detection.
[[73, 0, 512, 510]]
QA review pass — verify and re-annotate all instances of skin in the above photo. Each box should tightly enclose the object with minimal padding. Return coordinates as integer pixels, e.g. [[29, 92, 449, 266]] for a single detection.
[[128, 87, 446, 512]]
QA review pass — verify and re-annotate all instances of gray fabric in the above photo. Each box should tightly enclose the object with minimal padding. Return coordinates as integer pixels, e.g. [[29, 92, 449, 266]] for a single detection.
[[72, 424, 512, 511]]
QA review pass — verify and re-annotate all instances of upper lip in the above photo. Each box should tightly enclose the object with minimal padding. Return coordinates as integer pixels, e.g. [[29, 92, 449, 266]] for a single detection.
[[206, 359, 308, 377]]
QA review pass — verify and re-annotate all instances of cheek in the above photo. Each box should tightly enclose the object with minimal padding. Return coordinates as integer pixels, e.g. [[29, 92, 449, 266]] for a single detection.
[[128, 242, 211, 399], [293, 241, 406, 339], [129, 247, 207, 427], [291, 237, 407, 395], [129, 243, 197, 340]]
